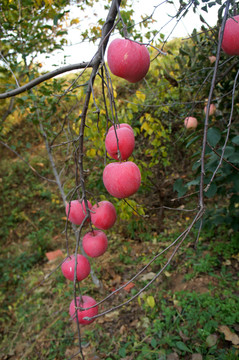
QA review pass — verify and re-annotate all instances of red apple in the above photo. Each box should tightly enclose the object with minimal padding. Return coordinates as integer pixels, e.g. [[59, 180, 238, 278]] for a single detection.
[[69, 295, 98, 325], [184, 117, 198, 129], [105, 124, 135, 160], [204, 104, 216, 116], [82, 230, 108, 257], [107, 38, 150, 83], [65, 200, 92, 225], [91, 200, 117, 230], [61, 254, 91, 281], [103, 161, 141, 199], [108, 123, 134, 133], [221, 15, 239, 56]]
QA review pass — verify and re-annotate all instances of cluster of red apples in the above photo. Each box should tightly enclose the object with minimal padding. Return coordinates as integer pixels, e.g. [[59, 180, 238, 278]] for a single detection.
[[63, 199, 117, 324], [62, 38, 150, 326]]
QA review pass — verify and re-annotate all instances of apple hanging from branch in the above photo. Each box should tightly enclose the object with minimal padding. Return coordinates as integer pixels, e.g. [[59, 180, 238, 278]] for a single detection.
[[65, 200, 92, 225], [69, 295, 98, 325], [103, 161, 141, 198], [105, 123, 135, 160], [61, 254, 91, 281], [184, 117, 198, 129], [82, 230, 108, 257], [107, 38, 150, 83], [91, 200, 117, 230], [221, 15, 239, 56]]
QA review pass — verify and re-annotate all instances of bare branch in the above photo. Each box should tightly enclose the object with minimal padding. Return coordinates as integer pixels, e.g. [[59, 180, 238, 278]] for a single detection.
[[205, 69, 239, 192], [0, 62, 91, 100]]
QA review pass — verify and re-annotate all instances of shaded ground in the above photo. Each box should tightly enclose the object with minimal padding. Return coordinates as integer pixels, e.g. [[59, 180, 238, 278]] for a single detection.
[[0, 143, 239, 360]]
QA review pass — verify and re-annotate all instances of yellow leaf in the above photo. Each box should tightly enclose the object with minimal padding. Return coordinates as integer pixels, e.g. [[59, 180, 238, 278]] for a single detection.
[[136, 90, 146, 102], [87, 148, 96, 157], [164, 271, 171, 277], [141, 122, 150, 132], [70, 18, 80, 26], [146, 296, 155, 309]]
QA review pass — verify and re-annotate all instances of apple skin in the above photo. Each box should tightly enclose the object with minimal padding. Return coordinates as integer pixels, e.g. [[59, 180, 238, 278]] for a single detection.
[[105, 124, 135, 160], [91, 201, 117, 230], [103, 161, 141, 199], [221, 15, 239, 56], [69, 295, 98, 325], [184, 117, 198, 129], [61, 254, 91, 281], [107, 38, 150, 83], [82, 230, 108, 257], [204, 104, 216, 116], [108, 123, 134, 134], [65, 200, 92, 225]]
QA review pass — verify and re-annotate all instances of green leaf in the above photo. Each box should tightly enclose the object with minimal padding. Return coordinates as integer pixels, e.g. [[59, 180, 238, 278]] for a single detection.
[[232, 135, 239, 145], [207, 128, 221, 147], [205, 183, 217, 198], [151, 338, 157, 348], [119, 348, 126, 357], [186, 135, 200, 148], [173, 179, 187, 197], [228, 153, 239, 164], [176, 341, 191, 352]]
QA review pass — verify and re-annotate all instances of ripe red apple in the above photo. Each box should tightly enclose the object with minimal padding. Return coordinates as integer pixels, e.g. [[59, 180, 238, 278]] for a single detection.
[[65, 200, 92, 225], [91, 200, 117, 230], [103, 161, 141, 199], [105, 124, 135, 160], [204, 104, 216, 116], [107, 38, 150, 83], [184, 117, 198, 129], [61, 254, 91, 281], [69, 295, 98, 325], [82, 230, 108, 257], [108, 123, 134, 133], [221, 15, 239, 56]]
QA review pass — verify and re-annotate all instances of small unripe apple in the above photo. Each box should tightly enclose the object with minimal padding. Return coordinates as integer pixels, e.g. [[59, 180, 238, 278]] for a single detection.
[[209, 55, 216, 64], [82, 230, 108, 257], [103, 161, 141, 199], [221, 15, 239, 56], [91, 200, 117, 230], [204, 104, 216, 116], [65, 200, 92, 225], [105, 124, 135, 160], [61, 254, 91, 281], [107, 38, 150, 83], [69, 295, 98, 325], [184, 117, 198, 129]]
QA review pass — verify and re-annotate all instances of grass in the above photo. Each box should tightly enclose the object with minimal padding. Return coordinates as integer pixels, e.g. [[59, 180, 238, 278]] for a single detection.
[[0, 144, 238, 359]]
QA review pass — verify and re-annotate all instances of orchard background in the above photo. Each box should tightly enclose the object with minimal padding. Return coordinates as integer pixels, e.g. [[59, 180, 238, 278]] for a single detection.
[[0, 0, 239, 359]]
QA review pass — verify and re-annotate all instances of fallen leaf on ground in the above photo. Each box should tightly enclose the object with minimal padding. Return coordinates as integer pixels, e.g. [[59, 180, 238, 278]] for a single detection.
[[206, 334, 218, 347], [45, 249, 64, 261], [191, 354, 203, 360], [179, 330, 190, 341], [123, 282, 135, 292], [167, 352, 179, 360], [140, 272, 156, 281], [218, 325, 239, 345]]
